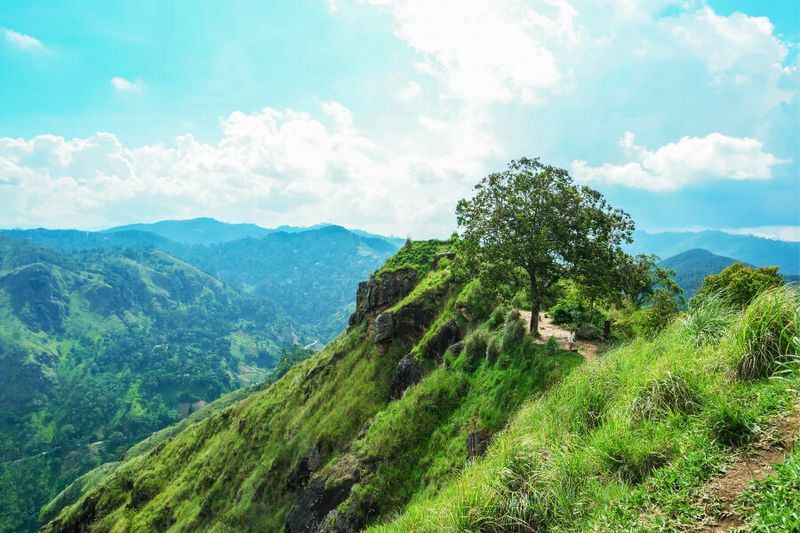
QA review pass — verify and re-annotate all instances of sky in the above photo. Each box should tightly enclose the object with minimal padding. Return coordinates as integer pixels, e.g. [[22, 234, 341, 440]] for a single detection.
[[0, 0, 798, 239]]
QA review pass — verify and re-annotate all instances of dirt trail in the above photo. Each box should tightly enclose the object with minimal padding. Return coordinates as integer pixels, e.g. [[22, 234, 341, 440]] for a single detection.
[[518, 310, 600, 361], [697, 410, 800, 532]]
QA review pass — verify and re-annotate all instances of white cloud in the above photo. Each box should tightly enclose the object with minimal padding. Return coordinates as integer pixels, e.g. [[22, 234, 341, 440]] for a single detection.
[[110, 76, 144, 92], [364, 0, 579, 105], [571, 131, 785, 192], [723, 226, 800, 242], [0, 103, 495, 236], [1, 27, 45, 51], [396, 81, 422, 101]]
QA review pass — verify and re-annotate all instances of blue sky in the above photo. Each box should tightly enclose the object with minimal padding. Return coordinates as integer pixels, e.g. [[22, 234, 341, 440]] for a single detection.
[[0, 0, 797, 239]]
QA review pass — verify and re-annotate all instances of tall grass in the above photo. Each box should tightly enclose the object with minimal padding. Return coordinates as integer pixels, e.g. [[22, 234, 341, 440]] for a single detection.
[[682, 292, 735, 346], [371, 292, 800, 533], [733, 285, 800, 380]]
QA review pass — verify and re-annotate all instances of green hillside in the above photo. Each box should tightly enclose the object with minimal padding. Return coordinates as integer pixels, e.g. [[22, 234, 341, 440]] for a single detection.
[[659, 248, 741, 297], [2, 224, 401, 343], [42, 239, 800, 532], [629, 230, 800, 276], [0, 238, 307, 533]]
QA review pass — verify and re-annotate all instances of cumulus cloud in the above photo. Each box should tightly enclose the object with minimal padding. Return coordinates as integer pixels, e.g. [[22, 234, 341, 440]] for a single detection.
[[571, 131, 785, 191], [111, 76, 145, 92], [365, 0, 579, 105], [396, 81, 422, 101], [1, 27, 45, 52], [0, 103, 494, 236]]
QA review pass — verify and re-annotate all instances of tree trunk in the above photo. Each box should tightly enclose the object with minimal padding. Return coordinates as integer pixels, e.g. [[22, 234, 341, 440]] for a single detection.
[[530, 276, 541, 336]]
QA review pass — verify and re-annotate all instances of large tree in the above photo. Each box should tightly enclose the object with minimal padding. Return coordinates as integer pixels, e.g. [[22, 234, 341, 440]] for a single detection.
[[456, 158, 634, 335]]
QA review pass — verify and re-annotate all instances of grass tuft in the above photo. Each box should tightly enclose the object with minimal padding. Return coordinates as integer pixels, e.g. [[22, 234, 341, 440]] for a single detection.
[[733, 285, 800, 380], [631, 371, 701, 420], [682, 292, 736, 346]]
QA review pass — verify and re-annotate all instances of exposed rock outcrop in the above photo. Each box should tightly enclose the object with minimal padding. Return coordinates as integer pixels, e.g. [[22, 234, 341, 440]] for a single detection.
[[390, 354, 424, 400], [285, 454, 366, 533], [576, 323, 603, 341], [425, 319, 462, 363], [373, 306, 436, 346], [348, 268, 418, 328]]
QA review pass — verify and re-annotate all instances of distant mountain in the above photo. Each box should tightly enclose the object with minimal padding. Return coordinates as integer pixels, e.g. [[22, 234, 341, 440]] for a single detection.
[[104, 217, 406, 247], [175, 225, 400, 340], [658, 249, 742, 297], [0, 237, 306, 532], [0, 228, 172, 251], [2, 224, 402, 343], [105, 217, 273, 244], [629, 230, 800, 275]]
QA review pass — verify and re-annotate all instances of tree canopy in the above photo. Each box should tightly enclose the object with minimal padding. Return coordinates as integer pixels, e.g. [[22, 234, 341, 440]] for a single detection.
[[456, 157, 634, 334], [693, 262, 784, 308]]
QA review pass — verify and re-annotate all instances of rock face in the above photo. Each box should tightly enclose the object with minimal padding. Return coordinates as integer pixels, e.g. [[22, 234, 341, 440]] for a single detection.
[[425, 319, 462, 363], [374, 312, 395, 343], [287, 444, 323, 490], [390, 354, 424, 400], [0, 263, 67, 333], [466, 429, 491, 461], [348, 267, 418, 328], [576, 323, 603, 341], [374, 306, 436, 345], [285, 454, 365, 533]]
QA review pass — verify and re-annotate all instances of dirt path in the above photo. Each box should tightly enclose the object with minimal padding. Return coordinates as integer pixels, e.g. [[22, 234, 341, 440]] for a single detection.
[[518, 310, 601, 361], [697, 410, 800, 532]]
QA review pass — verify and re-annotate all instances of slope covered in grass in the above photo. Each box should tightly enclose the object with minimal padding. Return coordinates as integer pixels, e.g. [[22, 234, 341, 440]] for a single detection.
[[43, 240, 585, 532], [372, 286, 800, 532]]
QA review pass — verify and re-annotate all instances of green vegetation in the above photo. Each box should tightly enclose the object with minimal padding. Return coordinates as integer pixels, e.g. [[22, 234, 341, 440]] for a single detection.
[[695, 261, 784, 308], [456, 157, 633, 335], [0, 238, 308, 532], [24, 164, 800, 532], [737, 448, 800, 531], [372, 285, 800, 532]]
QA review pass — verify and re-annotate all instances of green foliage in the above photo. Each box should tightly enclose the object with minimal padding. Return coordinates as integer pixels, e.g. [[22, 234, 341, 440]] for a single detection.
[[694, 262, 784, 309], [631, 372, 701, 420], [733, 285, 800, 380], [680, 292, 736, 346], [737, 448, 800, 531], [0, 238, 313, 532], [456, 157, 633, 334], [454, 280, 498, 323], [371, 293, 800, 533], [487, 305, 509, 329], [485, 336, 502, 365], [376, 237, 455, 279], [638, 288, 682, 336], [705, 398, 760, 446], [463, 331, 488, 370], [501, 311, 526, 352]]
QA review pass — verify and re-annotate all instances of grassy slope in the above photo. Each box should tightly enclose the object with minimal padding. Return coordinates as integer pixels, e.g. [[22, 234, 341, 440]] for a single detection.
[[44, 241, 583, 531], [372, 288, 800, 532]]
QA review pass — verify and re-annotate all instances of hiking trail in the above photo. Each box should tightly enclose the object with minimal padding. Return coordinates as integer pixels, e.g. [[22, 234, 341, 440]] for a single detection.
[[518, 310, 601, 361]]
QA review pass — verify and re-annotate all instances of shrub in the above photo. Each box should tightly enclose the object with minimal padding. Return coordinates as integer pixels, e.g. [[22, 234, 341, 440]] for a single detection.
[[488, 305, 509, 329], [631, 372, 700, 420], [543, 336, 559, 357], [695, 262, 784, 309], [707, 399, 759, 446], [502, 314, 527, 352], [681, 293, 735, 346], [549, 295, 587, 326], [733, 285, 800, 380], [485, 336, 502, 365], [638, 288, 681, 336], [464, 332, 488, 371]]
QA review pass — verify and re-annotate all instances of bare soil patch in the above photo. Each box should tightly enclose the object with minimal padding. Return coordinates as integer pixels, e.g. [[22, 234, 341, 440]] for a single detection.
[[518, 310, 601, 361]]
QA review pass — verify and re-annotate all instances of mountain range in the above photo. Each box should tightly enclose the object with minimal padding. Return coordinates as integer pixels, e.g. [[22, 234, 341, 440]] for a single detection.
[[628, 230, 799, 275]]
